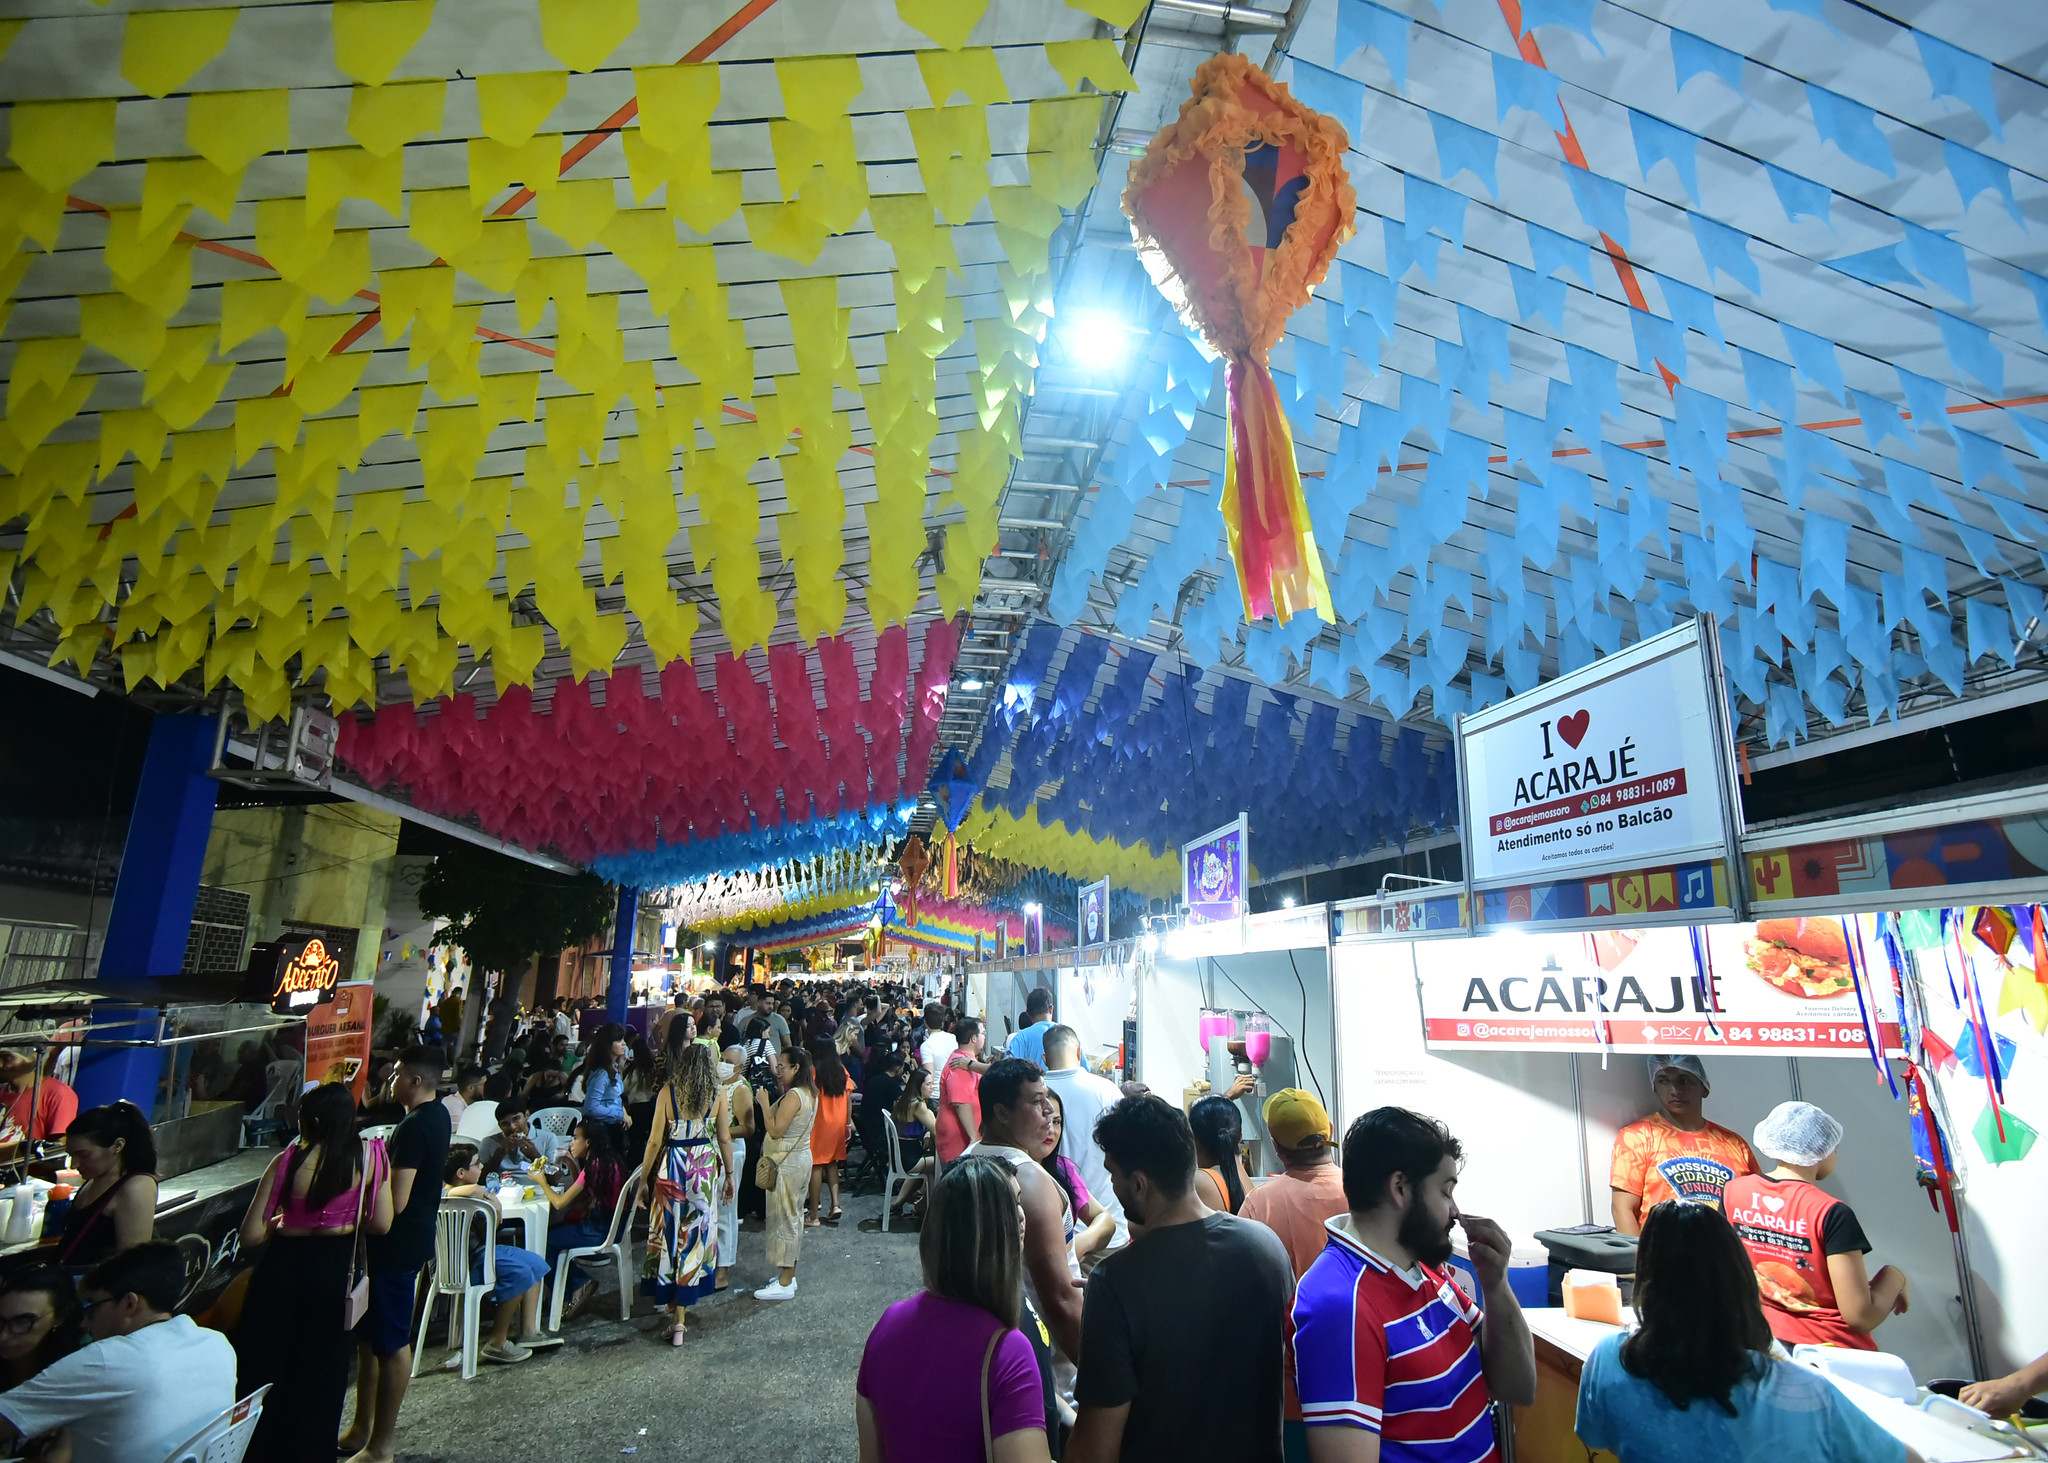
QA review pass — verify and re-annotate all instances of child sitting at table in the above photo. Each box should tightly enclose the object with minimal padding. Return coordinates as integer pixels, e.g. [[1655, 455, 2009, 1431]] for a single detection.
[[528, 1119, 629, 1321], [441, 1146, 563, 1365]]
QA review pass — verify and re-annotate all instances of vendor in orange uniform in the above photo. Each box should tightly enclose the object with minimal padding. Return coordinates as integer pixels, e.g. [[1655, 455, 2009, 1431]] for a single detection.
[[1610, 1054, 1758, 1234], [1724, 1101, 1908, 1351]]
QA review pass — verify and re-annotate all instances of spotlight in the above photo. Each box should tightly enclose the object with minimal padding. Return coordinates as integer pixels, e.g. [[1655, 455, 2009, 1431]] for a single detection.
[[1059, 307, 1132, 371], [1024, 902, 1042, 914], [1282, 896, 1297, 909]]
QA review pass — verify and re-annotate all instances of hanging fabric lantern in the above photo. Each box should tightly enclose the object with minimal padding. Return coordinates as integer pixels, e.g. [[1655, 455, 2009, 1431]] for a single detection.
[[1123, 53, 1356, 625]]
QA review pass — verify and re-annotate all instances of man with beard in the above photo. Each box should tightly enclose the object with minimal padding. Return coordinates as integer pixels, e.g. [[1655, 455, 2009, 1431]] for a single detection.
[[1288, 1108, 1535, 1463], [1067, 1095, 1294, 1463]]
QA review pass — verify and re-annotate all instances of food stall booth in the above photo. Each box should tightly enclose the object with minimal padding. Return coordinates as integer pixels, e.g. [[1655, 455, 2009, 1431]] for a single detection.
[[0, 933, 368, 1322], [964, 618, 2048, 1459], [1321, 619, 2048, 1458]]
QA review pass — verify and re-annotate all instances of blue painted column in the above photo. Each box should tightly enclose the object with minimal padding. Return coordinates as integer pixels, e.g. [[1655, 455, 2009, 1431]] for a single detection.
[[75, 714, 220, 1112], [605, 885, 639, 1024]]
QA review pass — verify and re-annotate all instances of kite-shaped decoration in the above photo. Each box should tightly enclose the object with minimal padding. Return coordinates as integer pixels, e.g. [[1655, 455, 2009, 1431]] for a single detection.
[[1123, 53, 1356, 624]]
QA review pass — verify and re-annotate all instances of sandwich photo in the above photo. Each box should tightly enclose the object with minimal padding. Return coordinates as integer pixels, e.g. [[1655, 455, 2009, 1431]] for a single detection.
[[1752, 1258, 1820, 1312], [1744, 918, 1855, 1000]]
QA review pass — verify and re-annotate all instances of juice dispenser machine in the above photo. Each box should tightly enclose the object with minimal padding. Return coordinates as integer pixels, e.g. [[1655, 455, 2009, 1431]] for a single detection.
[[1200, 1008, 1297, 1176]]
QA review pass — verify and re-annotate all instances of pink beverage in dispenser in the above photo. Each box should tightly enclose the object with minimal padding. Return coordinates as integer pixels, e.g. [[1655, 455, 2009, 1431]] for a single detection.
[[1198, 1011, 1228, 1054], [1244, 1029, 1271, 1067]]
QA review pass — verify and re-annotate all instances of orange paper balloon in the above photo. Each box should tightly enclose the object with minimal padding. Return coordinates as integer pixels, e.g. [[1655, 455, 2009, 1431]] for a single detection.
[[1124, 55, 1356, 625]]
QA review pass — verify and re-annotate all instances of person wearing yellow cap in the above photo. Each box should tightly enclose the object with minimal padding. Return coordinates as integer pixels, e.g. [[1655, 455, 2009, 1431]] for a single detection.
[[1238, 1089, 1349, 1463]]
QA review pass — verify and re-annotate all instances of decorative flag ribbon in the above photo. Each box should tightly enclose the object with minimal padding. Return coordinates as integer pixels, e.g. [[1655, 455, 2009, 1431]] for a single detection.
[[340, 617, 957, 872], [1840, 916, 1899, 1098]]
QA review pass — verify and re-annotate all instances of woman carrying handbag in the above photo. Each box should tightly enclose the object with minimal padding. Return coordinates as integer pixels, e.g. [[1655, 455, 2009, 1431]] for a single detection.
[[232, 1082, 393, 1463], [854, 1157, 1054, 1462]]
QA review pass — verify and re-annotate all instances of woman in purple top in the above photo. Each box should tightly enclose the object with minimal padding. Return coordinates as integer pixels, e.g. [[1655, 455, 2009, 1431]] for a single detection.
[[856, 1157, 1052, 1462]]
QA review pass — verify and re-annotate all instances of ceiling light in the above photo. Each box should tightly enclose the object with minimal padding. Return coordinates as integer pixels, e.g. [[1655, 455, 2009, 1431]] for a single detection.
[[1282, 896, 1297, 908], [959, 677, 985, 691], [1059, 307, 1132, 371]]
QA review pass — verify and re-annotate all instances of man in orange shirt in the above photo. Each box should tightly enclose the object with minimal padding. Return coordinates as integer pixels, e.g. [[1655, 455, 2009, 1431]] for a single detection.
[[0, 1049, 78, 1148], [1237, 1089, 1348, 1463], [1609, 1054, 1756, 1233]]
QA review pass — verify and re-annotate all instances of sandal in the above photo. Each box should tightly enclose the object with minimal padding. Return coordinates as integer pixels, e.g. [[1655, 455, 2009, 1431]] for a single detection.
[[825, 1208, 844, 1224]]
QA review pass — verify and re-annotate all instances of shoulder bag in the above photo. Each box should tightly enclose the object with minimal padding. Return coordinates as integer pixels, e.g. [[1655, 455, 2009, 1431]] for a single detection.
[[757, 1097, 779, 1192], [980, 1323, 1003, 1461], [342, 1140, 375, 1330]]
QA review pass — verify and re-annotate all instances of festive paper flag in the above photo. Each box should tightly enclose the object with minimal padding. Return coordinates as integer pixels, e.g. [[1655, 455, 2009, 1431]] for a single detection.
[[1044, 39, 1139, 94], [538, 0, 637, 72], [475, 71, 569, 147], [331, 0, 437, 86], [1973, 1102, 2035, 1165], [897, 0, 989, 49], [122, 8, 238, 98], [8, 99, 118, 193], [346, 79, 446, 156]]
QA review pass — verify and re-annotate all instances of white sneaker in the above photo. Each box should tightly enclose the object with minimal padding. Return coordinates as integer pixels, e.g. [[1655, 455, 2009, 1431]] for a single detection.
[[753, 1279, 797, 1301]]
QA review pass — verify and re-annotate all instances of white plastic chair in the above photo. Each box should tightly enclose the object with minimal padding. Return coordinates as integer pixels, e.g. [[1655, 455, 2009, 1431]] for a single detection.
[[546, 1164, 644, 1330], [157, 1383, 269, 1463], [530, 1105, 582, 1138], [880, 1113, 915, 1233], [455, 1099, 502, 1141], [357, 1123, 396, 1142], [411, 1196, 495, 1381]]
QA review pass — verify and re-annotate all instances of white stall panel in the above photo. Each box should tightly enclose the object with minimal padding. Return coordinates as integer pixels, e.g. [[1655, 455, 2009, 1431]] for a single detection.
[[1334, 940, 1587, 1250], [1056, 962, 1134, 1076]]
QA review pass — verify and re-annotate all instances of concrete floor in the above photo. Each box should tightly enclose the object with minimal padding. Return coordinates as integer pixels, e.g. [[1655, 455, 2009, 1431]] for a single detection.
[[381, 1187, 920, 1462]]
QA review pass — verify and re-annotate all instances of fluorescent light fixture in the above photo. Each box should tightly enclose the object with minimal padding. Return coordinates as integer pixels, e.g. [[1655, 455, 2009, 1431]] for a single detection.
[[0, 648, 99, 698], [1059, 307, 1132, 371], [959, 677, 985, 691]]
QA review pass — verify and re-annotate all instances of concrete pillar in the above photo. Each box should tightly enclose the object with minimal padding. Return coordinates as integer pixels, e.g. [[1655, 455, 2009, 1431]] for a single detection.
[[605, 886, 638, 1023], [76, 714, 219, 1112]]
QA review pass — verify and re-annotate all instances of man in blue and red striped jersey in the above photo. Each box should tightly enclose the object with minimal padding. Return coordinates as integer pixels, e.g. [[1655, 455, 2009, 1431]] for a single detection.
[[1287, 1108, 1536, 1463]]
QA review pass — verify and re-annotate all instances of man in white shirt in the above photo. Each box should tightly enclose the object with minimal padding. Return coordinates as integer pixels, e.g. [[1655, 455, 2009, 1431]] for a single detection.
[[1041, 1024, 1128, 1249], [918, 1003, 957, 1101], [0, 1240, 236, 1463]]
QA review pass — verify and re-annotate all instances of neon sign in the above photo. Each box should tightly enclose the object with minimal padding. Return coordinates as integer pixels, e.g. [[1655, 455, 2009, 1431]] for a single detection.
[[271, 937, 342, 1014]]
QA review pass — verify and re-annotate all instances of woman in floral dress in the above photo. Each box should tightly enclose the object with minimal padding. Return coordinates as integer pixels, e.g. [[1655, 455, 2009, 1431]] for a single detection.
[[640, 1033, 731, 1344]]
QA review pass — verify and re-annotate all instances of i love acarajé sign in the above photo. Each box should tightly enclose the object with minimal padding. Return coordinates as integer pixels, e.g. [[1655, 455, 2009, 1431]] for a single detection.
[[1456, 617, 1745, 895]]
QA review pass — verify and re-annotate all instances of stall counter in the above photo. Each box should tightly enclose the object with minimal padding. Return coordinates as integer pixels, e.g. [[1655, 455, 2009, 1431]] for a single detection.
[[1514, 1309, 2033, 1463]]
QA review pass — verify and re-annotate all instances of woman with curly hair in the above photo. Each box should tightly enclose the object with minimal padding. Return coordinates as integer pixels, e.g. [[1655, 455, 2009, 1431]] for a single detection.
[[639, 1029, 732, 1345]]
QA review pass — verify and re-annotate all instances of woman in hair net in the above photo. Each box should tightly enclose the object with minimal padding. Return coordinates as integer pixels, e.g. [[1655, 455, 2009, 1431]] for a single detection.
[[1723, 1101, 1909, 1351], [1609, 1055, 1758, 1235]]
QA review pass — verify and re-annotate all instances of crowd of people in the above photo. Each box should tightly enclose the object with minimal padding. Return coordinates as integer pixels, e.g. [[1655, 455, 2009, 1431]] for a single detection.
[[0, 979, 2035, 1463], [848, 1001, 2021, 1463]]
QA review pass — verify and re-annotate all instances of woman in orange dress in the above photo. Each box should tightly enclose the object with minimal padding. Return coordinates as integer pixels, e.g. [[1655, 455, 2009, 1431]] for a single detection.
[[806, 1039, 850, 1227]]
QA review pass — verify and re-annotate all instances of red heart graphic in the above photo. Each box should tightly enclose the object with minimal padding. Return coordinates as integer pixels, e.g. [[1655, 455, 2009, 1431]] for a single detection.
[[1557, 709, 1591, 749]]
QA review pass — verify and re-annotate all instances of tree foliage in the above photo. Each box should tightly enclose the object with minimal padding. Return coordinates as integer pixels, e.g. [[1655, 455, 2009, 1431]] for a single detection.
[[416, 843, 616, 977]]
